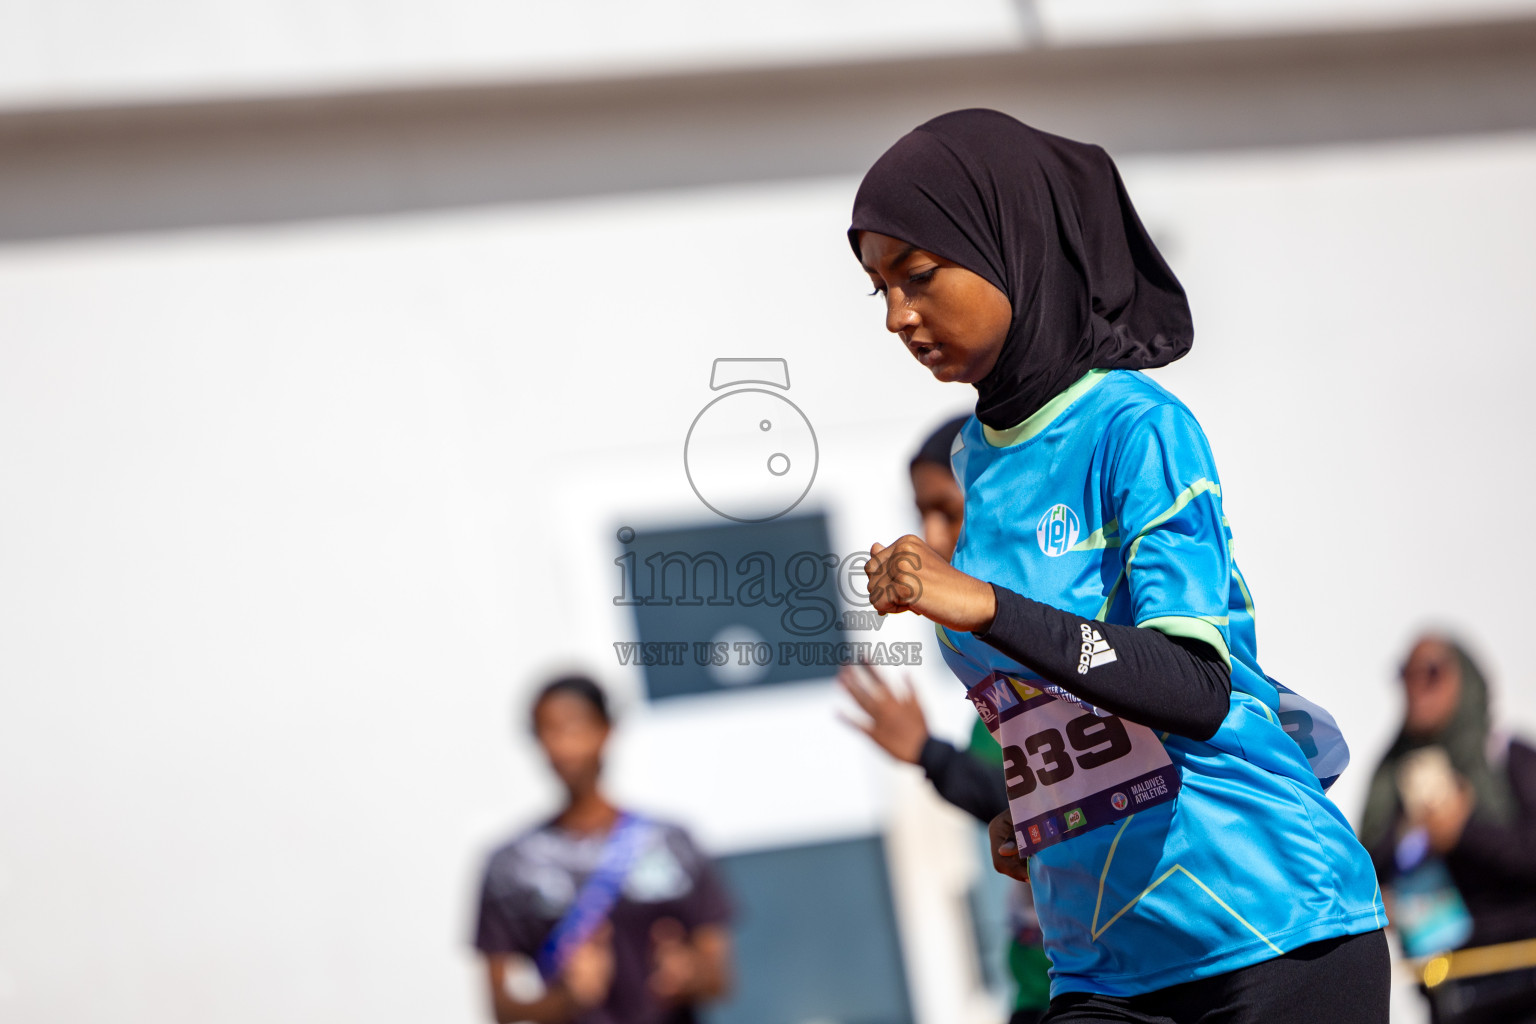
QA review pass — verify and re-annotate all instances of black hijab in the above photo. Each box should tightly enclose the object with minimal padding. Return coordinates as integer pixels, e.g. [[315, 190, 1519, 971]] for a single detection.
[[849, 109, 1194, 430]]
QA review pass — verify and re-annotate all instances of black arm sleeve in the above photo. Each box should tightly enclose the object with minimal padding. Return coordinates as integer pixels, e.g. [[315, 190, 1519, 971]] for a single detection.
[[972, 584, 1232, 740], [916, 738, 1008, 824]]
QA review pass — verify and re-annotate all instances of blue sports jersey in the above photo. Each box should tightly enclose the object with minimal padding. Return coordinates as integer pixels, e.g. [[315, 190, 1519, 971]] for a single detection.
[[938, 369, 1384, 997]]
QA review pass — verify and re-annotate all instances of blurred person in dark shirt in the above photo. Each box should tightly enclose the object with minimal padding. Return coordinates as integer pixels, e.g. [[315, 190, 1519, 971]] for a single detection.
[[1360, 634, 1536, 1024], [839, 415, 1051, 1024], [473, 675, 733, 1024]]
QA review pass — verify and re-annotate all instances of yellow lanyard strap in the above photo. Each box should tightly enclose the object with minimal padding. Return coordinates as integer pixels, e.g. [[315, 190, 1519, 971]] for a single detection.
[[1415, 938, 1536, 988]]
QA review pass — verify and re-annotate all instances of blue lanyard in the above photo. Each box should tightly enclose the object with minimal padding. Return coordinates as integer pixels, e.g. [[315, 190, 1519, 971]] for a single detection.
[[536, 813, 650, 980]]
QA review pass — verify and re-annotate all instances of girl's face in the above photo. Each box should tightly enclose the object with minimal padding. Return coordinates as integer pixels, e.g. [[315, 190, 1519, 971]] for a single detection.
[[857, 230, 1013, 384]]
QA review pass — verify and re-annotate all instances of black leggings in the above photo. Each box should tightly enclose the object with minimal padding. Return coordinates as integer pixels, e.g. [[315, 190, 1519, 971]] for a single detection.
[[1041, 929, 1390, 1024]]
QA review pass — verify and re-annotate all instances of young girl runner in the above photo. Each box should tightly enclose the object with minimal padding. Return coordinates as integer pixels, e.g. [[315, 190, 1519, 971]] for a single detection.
[[850, 109, 1388, 1023]]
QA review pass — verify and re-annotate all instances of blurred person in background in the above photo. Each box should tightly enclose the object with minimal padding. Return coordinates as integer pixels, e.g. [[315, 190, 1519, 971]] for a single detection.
[[472, 675, 733, 1024], [839, 414, 1051, 1024], [1360, 635, 1536, 1024]]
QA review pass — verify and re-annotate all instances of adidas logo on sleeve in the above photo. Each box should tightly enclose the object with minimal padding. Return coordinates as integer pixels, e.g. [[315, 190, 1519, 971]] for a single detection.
[[1077, 623, 1117, 674]]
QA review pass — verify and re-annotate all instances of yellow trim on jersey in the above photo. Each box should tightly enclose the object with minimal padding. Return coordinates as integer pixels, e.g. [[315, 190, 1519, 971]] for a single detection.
[[1090, 863, 1284, 955], [1071, 519, 1121, 552], [1233, 566, 1257, 619], [1139, 615, 1233, 669], [982, 370, 1109, 449], [1088, 807, 1283, 954], [1093, 479, 1222, 620], [1092, 816, 1137, 936]]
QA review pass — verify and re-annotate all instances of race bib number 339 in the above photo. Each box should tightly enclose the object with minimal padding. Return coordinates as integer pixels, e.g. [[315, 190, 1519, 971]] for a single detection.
[[968, 672, 1180, 855]]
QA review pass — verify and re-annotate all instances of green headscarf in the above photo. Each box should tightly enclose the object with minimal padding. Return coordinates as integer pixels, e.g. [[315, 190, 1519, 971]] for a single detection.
[[1359, 638, 1516, 851]]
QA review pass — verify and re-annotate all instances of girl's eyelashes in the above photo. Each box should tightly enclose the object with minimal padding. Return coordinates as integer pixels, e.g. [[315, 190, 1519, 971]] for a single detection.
[[866, 268, 934, 296]]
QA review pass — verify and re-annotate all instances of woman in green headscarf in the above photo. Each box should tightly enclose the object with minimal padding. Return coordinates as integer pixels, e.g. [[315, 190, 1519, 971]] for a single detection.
[[1360, 634, 1536, 1024]]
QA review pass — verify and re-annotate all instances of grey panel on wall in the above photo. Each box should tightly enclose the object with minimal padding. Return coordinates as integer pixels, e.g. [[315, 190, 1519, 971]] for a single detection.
[[618, 511, 851, 701], [710, 836, 914, 1024]]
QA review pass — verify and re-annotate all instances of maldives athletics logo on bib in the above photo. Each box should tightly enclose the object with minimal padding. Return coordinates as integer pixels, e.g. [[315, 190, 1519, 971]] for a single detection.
[[1036, 504, 1081, 557]]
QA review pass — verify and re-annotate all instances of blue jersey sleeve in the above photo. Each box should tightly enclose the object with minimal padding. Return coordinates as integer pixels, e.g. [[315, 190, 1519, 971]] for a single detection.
[[1103, 402, 1232, 661]]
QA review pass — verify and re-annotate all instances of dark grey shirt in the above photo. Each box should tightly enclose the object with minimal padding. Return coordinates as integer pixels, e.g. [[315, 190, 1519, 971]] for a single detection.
[[474, 816, 731, 1024]]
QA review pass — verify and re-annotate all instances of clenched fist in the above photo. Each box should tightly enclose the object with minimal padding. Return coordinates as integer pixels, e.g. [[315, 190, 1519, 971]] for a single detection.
[[864, 534, 998, 634]]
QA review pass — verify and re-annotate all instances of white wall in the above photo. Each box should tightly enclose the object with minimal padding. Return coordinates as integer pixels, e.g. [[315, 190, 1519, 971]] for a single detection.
[[2, 130, 1534, 1023], [0, 0, 1024, 110], [5, 0, 1536, 112], [1038, 0, 1536, 43]]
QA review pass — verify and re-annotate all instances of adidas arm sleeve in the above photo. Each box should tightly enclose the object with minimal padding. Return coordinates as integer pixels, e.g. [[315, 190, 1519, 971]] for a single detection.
[[972, 584, 1231, 740]]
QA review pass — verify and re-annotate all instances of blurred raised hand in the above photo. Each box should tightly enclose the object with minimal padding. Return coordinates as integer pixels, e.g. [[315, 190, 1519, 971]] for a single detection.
[[838, 661, 929, 765]]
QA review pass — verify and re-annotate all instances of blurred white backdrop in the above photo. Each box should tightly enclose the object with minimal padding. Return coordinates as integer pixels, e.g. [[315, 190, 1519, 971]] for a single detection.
[[3, 4, 1536, 1023]]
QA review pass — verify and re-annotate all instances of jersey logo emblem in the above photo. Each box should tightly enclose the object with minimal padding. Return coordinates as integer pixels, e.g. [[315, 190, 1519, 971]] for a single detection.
[[1036, 504, 1081, 556], [1077, 623, 1118, 674]]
